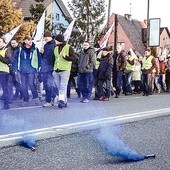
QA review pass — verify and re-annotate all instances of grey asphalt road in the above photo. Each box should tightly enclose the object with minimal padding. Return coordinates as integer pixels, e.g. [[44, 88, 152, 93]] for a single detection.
[[1, 93, 170, 135], [1, 115, 170, 170]]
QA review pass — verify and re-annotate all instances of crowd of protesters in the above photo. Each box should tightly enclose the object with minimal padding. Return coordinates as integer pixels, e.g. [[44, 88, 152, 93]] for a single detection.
[[0, 31, 170, 110]]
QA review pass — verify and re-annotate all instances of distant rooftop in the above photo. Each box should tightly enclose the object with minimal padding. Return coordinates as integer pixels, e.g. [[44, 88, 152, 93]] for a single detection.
[[12, 0, 72, 20]]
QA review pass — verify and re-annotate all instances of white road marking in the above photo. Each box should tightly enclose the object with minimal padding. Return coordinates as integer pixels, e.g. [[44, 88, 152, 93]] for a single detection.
[[1, 107, 170, 143]]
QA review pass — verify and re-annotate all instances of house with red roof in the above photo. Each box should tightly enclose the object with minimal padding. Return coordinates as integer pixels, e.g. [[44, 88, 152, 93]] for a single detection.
[[107, 13, 170, 56]]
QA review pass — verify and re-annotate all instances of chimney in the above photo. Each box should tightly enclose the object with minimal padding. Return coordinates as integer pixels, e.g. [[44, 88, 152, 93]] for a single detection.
[[124, 14, 132, 21], [144, 19, 147, 25]]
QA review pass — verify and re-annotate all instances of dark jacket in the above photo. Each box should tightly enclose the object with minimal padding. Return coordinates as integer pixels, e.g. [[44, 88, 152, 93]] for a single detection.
[[78, 48, 96, 73], [41, 39, 56, 73], [13, 42, 41, 73], [7, 45, 19, 71], [112, 51, 126, 71], [97, 53, 113, 80], [70, 55, 79, 77]]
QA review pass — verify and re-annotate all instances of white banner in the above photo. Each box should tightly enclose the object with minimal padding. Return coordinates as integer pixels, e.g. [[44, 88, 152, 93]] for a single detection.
[[129, 48, 138, 59], [4, 24, 22, 45], [32, 11, 45, 50], [158, 48, 162, 58], [63, 19, 75, 43], [99, 23, 114, 49], [161, 48, 167, 60]]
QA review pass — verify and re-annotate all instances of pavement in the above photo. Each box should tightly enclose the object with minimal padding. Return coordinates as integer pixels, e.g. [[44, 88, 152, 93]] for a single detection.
[[0, 92, 170, 148]]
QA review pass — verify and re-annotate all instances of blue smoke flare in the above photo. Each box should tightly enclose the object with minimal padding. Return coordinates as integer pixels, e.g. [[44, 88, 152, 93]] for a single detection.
[[18, 135, 37, 151], [96, 126, 144, 161]]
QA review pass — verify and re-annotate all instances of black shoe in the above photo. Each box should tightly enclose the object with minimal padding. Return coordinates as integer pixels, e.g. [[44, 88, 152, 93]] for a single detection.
[[115, 94, 119, 98], [13, 95, 19, 100], [1, 105, 10, 110], [76, 88, 81, 98], [77, 93, 81, 98], [111, 91, 114, 96], [93, 97, 99, 100], [58, 100, 67, 109]]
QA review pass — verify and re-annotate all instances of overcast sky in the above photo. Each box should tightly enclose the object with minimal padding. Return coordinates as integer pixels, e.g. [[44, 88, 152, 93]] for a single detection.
[[64, 0, 169, 28]]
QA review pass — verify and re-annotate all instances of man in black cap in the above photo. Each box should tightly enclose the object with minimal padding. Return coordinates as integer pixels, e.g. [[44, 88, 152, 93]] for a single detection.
[[40, 30, 58, 107], [53, 34, 77, 108]]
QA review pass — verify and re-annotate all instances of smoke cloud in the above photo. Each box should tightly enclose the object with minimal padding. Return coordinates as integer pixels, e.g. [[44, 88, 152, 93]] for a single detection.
[[0, 115, 31, 135], [95, 125, 144, 161]]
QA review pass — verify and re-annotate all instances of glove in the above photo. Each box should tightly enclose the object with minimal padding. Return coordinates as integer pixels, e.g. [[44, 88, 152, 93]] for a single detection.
[[96, 58, 100, 62]]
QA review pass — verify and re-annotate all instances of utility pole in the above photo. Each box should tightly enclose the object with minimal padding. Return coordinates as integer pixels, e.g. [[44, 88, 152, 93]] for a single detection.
[[114, 14, 118, 53], [107, 0, 111, 30], [147, 0, 150, 47]]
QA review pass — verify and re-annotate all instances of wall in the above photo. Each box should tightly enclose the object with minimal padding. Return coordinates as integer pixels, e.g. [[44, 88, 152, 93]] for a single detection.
[[53, 0, 69, 35]]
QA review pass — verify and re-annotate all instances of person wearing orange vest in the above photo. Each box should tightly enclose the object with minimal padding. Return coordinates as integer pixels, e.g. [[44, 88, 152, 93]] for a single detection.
[[53, 34, 77, 108], [141, 48, 156, 96], [0, 37, 12, 109]]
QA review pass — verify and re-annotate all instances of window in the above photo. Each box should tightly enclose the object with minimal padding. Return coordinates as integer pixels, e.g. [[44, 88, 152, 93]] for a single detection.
[[56, 13, 59, 20], [117, 42, 125, 49], [48, 14, 52, 18]]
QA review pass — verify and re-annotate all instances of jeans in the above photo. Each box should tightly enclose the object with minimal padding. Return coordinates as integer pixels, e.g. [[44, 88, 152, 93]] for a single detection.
[[0, 73, 10, 106], [112, 71, 123, 95], [43, 71, 58, 103], [142, 73, 151, 95], [154, 75, 161, 91], [21, 73, 38, 102], [93, 69, 99, 98], [125, 72, 132, 93], [78, 72, 93, 99], [98, 79, 111, 98], [10, 71, 22, 98], [160, 74, 167, 91]]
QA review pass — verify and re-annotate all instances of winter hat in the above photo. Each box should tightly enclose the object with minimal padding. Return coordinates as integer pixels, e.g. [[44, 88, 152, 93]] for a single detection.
[[94, 43, 100, 48], [24, 35, 32, 41], [102, 47, 110, 51], [127, 51, 131, 55], [44, 31, 52, 37], [55, 34, 64, 43]]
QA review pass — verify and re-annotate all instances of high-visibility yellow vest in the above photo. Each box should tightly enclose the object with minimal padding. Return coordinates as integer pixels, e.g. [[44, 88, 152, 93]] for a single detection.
[[18, 47, 38, 71], [125, 55, 135, 72], [54, 44, 71, 71], [0, 48, 9, 73], [95, 51, 102, 69], [142, 55, 154, 70]]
